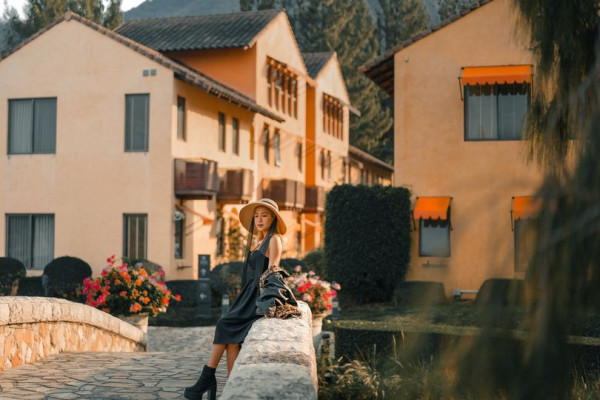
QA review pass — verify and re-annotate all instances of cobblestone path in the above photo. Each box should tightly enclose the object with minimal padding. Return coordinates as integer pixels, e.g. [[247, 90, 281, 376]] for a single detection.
[[0, 327, 225, 400]]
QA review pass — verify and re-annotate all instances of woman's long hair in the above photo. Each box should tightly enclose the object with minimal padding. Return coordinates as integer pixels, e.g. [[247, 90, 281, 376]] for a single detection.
[[241, 217, 277, 284]]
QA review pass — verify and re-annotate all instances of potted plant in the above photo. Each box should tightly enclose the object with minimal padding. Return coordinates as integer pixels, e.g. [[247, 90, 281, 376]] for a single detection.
[[83, 255, 180, 332], [286, 266, 340, 338]]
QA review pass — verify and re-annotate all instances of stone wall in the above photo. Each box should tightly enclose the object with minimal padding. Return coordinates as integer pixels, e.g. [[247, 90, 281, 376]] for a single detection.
[[221, 301, 318, 399], [0, 296, 147, 371]]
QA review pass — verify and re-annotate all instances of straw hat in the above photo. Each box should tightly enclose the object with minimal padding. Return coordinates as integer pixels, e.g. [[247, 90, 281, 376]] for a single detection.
[[239, 198, 287, 235]]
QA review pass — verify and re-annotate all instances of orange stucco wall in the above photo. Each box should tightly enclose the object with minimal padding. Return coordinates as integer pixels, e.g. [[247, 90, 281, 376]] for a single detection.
[[393, 0, 543, 296]]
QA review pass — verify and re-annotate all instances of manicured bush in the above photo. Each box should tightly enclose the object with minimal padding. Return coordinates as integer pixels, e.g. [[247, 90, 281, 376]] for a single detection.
[[303, 249, 326, 278], [394, 281, 447, 306], [325, 185, 412, 305], [279, 258, 308, 274], [122, 257, 165, 279], [164, 280, 204, 307], [210, 261, 244, 306], [16, 276, 44, 296], [0, 257, 26, 295], [475, 279, 525, 307], [42, 256, 92, 302]]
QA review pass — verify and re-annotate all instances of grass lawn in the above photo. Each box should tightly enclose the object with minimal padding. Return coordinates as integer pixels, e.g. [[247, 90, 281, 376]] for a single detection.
[[325, 302, 600, 340]]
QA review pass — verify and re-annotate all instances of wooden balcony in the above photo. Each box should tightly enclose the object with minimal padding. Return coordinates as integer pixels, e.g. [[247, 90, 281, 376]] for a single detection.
[[304, 186, 326, 213], [174, 158, 219, 199], [263, 179, 305, 210], [217, 168, 254, 204]]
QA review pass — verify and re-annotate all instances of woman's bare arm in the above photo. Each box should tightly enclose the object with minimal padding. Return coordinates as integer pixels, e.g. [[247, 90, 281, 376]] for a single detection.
[[267, 235, 283, 266]]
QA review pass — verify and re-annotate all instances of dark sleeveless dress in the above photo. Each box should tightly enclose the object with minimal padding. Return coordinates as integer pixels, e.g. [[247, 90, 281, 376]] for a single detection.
[[213, 238, 270, 344]]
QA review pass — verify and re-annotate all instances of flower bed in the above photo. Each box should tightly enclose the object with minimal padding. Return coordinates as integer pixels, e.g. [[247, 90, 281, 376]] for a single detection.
[[83, 255, 180, 317]]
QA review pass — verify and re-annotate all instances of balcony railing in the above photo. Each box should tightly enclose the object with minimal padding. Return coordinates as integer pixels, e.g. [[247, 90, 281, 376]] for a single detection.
[[263, 179, 305, 210], [304, 186, 325, 213], [217, 168, 254, 204], [174, 158, 219, 199]]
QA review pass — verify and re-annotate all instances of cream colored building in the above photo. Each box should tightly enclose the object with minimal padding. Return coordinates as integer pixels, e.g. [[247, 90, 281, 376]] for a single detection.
[[362, 0, 543, 297], [0, 10, 379, 279]]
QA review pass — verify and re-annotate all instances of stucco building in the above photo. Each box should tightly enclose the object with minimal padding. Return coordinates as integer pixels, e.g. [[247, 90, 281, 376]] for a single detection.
[[0, 10, 389, 279], [362, 0, 542, 297]]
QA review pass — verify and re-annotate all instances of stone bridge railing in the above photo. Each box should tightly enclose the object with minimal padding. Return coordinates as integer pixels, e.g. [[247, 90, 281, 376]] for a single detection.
[[0, 296, 147, 371], [221, 301, 318, 399]]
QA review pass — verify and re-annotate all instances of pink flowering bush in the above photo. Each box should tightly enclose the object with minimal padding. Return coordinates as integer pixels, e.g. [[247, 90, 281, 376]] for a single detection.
[[83, 255, 180, 317], [287, 266, 340, 317]]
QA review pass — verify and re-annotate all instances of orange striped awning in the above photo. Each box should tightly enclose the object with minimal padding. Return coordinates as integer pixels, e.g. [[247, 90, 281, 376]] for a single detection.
[[414, 197, 451, 220], [462, 65, 532, 86], [512, 196, 540, 220]]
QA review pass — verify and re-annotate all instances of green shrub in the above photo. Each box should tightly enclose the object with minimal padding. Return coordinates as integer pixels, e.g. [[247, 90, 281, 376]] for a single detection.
[[42, 256, 92, 302], [16, 276, 44, 296], [122, 257, 165, 279], [164, 280, 203, 307], [210, 261, 244, 306], [325, 185, 412, 305], [394, 281, 447, 306], [475, 279, 525, 307], [0, 257, 26, 295], [279, 258, 308, 274], [303, 249, 327, 278]]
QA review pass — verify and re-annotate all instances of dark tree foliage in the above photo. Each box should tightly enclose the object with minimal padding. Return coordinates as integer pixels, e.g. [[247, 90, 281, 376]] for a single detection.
[[437, 0, 477, 21], [513, 1, 600, 398], [2, 0, 122, 54], [324, 185, 411, 306], [376, 0, 429, 52]]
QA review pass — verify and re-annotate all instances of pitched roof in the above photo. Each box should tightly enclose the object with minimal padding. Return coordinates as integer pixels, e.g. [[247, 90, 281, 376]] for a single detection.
[[116, 9, 282, 51], [348, 145, 394, 172], [360, 0, 495, 97], [303, 52, 334, 79], [0, 12, 284, 122]]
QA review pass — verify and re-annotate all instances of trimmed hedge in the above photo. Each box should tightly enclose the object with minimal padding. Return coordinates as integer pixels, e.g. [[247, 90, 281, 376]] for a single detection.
[[122, 257, 165, 279], [0, 257, 26, 295], [42, 256, 92, 302], [16, 276, 44, 296], [210, 261, 244, 306], [303, 249, 326, 278], [475, 279, 525, 307], [280, 258, 308, 274], [325, 185, 412, 305], [394, 281, 447, 306], [164, 280, 203, 307]]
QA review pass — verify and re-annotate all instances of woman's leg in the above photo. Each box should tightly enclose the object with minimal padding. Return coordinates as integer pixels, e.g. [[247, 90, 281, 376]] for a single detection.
[[226, 344, 241, 375], [207, 343, 226, 368]]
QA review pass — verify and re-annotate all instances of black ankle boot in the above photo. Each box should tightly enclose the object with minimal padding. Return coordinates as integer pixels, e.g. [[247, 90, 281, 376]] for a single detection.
[[184, 365, 217, 400]]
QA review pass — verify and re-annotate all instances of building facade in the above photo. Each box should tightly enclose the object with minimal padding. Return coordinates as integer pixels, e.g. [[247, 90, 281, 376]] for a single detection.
[[362, 0, 543, 297], [0, 10, 389, 279]]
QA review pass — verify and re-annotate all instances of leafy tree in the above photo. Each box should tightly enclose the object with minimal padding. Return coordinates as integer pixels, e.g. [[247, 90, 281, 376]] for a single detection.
[[2, 0, 122, 54]]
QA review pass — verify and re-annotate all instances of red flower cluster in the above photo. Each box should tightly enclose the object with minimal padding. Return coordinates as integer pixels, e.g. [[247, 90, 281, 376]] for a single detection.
[[287, 269, 340, 317], [83, 255, 180, 317]]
